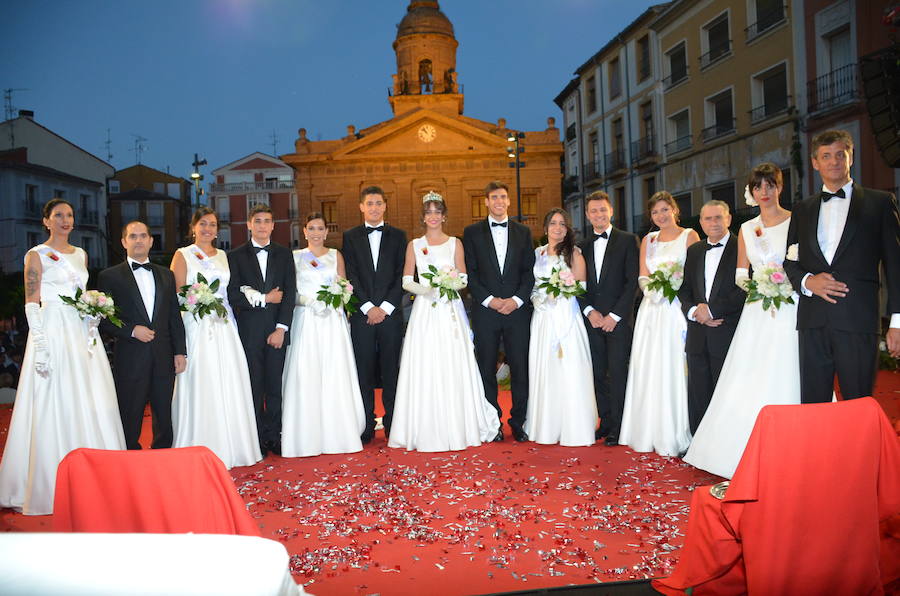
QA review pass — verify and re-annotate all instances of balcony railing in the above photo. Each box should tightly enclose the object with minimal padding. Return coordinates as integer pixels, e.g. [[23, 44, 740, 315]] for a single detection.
[[745, 5, 786, 41], [663, 67, 689, 90], [209, 180, 294, 193], [583, 161, 602, 182], [604, 148, 626, 176], [565, 123, 577, 142], [749, 96, 792, 123], [664, 135, 692, 155], [327, 223, 340, 233], [701, 119, 736, 142], [631, 135, 658, 163], [563, 175, 579, 195], [699, 40, 732, 69], [807, 63, 859, 114]]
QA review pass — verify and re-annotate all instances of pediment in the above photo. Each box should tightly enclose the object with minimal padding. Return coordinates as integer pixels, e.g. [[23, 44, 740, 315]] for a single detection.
[[332, 110, 507, 159]]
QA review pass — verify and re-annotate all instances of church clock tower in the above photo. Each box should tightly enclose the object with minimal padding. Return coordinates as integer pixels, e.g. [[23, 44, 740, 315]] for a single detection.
[[389, 0, 464, 117]]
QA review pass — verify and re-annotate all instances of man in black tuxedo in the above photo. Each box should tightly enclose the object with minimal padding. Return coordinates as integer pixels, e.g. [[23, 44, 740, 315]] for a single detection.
[[463, 181, 535, 442], [98, 220, 186, 450], [227, 204, 296, 455], [678, 201, 746, 433], [576, 191, 639, 446], [343, 186, 407, 444], [784, 129, 900, 403]]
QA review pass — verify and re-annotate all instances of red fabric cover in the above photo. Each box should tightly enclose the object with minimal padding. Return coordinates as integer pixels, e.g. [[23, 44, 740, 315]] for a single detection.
[[52, 446, 261, 536], [654, 397, 900, 595]]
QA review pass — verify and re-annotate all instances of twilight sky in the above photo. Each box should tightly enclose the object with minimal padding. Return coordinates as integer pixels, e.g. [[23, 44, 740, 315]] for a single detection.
[[2, 0, 658, 180]]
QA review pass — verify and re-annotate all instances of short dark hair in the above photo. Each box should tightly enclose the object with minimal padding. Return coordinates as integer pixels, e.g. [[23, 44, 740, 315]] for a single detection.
[[585, 190, 611, 206], [248, 204, 273, 219], [747, 162, 783, 191], [122, 219, 150, 238], [811, 129, 854, 159], [360, 186, 386, 202], [43, 198, 73, 220], [305, 211, 328, 226], [484, 181, 509, 196]]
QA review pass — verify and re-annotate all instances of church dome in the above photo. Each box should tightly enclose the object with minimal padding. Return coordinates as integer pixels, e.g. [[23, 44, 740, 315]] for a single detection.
[[396, 1, 454, 39]]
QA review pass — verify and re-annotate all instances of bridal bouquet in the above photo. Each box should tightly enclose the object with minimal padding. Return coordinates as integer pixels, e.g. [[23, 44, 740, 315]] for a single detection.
[[60, 288, 124, 328], [179, 273, 228, 320], [420, 264, 467, 305], [745, 263, 795, 314], [646, 260, 684, 303], [316, 276, 359, 315], [536, 265, 585, 299]]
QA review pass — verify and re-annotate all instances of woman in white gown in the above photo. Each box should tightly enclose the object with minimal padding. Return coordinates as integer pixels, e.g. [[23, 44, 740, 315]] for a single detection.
[[0, 199, 125, 515], [684, 163, 800, 478], [525, 208, 597, 446], [620, 192, 700, 456], [281, 212, 365, 457], [389, 192, 500, 452], [170, 207, 261, 469]]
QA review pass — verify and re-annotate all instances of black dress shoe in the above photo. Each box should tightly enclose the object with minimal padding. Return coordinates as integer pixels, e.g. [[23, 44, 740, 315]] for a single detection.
[[269, 441, 282, 456], [604, 435, 619, 446], [491, 429, 504, 442], [361, 429, 375, 444], [512, 428, 529, 442], [259, 443, 269, 456]]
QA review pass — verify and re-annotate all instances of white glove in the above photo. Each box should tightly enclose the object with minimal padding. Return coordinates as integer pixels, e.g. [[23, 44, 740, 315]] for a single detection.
[[735, 268, 751, 292], [310, 300, 328, 316], [456, 272, 469, 290], [402, 275, 437, 299], [638, 276, 653, 298], [86, 315, 101, 349], [25, 302, 50, 377], [240, 286, 266, 308], [298, 293, 313, 306], [530, 290, 546, 311]]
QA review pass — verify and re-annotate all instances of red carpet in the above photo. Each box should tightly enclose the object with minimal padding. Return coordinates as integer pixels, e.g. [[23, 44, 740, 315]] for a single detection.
[[2, 371, 899, 595]]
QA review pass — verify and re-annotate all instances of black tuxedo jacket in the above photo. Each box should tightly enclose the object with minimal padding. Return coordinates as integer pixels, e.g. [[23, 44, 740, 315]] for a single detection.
[[576, 228, 640, 327], [226, 242, 296, 344], [462, 219, 535, 310], [342, 224, 407, 319], [97, 261, 187, 369], [784, 184, 900, 333], [678, 234, 746, 354]]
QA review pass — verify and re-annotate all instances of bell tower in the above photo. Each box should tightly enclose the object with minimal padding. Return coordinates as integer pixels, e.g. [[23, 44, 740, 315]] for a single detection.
[[389, 0, 463, 116]]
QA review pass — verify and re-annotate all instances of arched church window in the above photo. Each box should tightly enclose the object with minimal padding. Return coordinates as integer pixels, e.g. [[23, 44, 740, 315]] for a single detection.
[[418, 59, 433, 93]]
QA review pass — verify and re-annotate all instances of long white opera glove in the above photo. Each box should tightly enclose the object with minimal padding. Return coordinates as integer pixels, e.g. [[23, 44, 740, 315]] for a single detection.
[[735, 268, 751, 292], [25, 302, 50, 377], [638, 275, 664, 304], [297, 293, 311, 306], [402, 275, 437, 299], [530, 289, 547, 311], [240, 285, 266, 307]]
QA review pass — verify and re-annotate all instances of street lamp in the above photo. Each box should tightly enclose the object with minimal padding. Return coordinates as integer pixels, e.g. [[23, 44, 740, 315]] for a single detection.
[[191, 153, 207, 209], [506, 132, 525, 222]]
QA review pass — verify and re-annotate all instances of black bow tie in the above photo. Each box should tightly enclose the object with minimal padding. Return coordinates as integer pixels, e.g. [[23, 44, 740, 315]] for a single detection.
[[593, 231, 608, 241], [254, 245, 269, 254], [821, 188, 846, 202], [131, 261, 152, 271], [366, 225, 384, 234], [706, 242, 724, 250], [491, 221, 508, 228]]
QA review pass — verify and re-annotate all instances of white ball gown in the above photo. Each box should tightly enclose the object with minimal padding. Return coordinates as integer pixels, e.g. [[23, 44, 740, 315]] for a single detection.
[[281, 248, 365, 457], [524, 247, 597, 446], [389, 237, 500, 452], [0, 245, 125, 515], [172, 246, 262, 469], [684, 216, 800, 478], [619, 228, 692, 456]]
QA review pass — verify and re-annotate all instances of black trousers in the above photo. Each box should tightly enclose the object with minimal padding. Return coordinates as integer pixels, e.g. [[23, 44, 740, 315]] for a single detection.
[[585, 323, 631, 437], [243, 341, 287, 445], [114, 353, 175, 450], [350, 314, 403, 433], [472, 308, 531, 432], [685, 348, 728, 434], [799, 327, 879, 403]]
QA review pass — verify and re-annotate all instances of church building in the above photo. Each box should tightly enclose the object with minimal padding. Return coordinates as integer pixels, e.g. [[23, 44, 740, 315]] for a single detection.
[[280, 0, 563, 245]]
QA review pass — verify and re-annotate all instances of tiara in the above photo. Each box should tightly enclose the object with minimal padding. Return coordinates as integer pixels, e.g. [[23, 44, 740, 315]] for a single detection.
[[422, 190, 444, 204]]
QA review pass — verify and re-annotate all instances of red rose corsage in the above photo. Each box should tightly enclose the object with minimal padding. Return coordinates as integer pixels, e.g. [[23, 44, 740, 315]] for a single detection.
[[48, 252, 60, 261], [754, 227, 763, 237], [310, 260, 319, 268], [650, 235, 657, 243], [422, 246, 429, 256], [194, 251, 205, 260]]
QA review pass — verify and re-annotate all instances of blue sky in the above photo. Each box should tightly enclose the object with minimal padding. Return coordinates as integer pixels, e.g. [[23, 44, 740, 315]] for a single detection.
[[2, 0, 658, 179]]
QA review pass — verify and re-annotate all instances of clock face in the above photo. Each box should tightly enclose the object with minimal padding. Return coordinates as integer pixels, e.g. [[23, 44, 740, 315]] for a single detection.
[[417, 124, 437, 143]]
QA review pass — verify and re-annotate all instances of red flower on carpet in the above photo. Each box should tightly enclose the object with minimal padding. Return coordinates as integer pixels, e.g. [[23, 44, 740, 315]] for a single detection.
[[48, 252, 59, 261]]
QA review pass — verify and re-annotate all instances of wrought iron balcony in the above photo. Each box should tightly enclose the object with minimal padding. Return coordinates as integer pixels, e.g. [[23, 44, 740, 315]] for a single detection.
[[209, 180, 294, 193], [663, 67, 688, 90], [744, 5, 786, 41], [749, 96, 792, 123], [630, 135, 658, 164], [327, 223, 340, 233], [604, 149, 626, 176], [699, 41, 732, 69], [807, 64, 859, 114], [664, 135, 692, 155], [565, 123, 577, 142], [583, 160, 602, 183], [563, 175, 579, 195], [701, 119, 736, 142]]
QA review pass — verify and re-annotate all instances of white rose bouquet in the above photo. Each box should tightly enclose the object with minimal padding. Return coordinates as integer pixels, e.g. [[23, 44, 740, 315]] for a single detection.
[[178, 273, 228, 321], [745, 262, 795, 315], [419, 264, 467, 306], [60, 288, 123, 328], [645, 260, 685, 303], [536, 265, 586, 299], [316, 276, 359, 315]]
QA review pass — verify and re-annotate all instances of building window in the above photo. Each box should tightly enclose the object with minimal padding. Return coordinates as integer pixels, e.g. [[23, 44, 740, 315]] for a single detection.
[[674, 192, 692, 218], [587, 132, 600, 180], [586, 76, 597, 113], [608, 57, 622, 99], [751, 62, 789, 123], [167, 183, 181, 199], [151, 233, 164, 251], [108, 180, 120, 194], [215, 197, 230, 222], [247, 193, 269, 214], [703, 89, 735, 141], [708, 182, 736, 214], [701, 12, 731, 69], [291, 222, 300, 249], [218, 228, 232, 250], [321, 200, 337, 231], [82, 236, 93, 262], [666, 109, 691, 154], [25, 184, 39, 215], [665, 42, 688, 89], [606, 119, 625, 175], [471, 194, 488, 222], [637, 35, 651, 81], [644, 176, 656, 200], [746, 0, 786, 41], [53, 188, 66, 199], [809, 27, 856, 112], [147, 202, 164, 227], [153, 182, 165, 195], [121, 201, 139, 223], [780, 167, 793, 208], [614, 186, 626, 225], [521, 191, 537, 220], [27, 231, 39, 248]]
